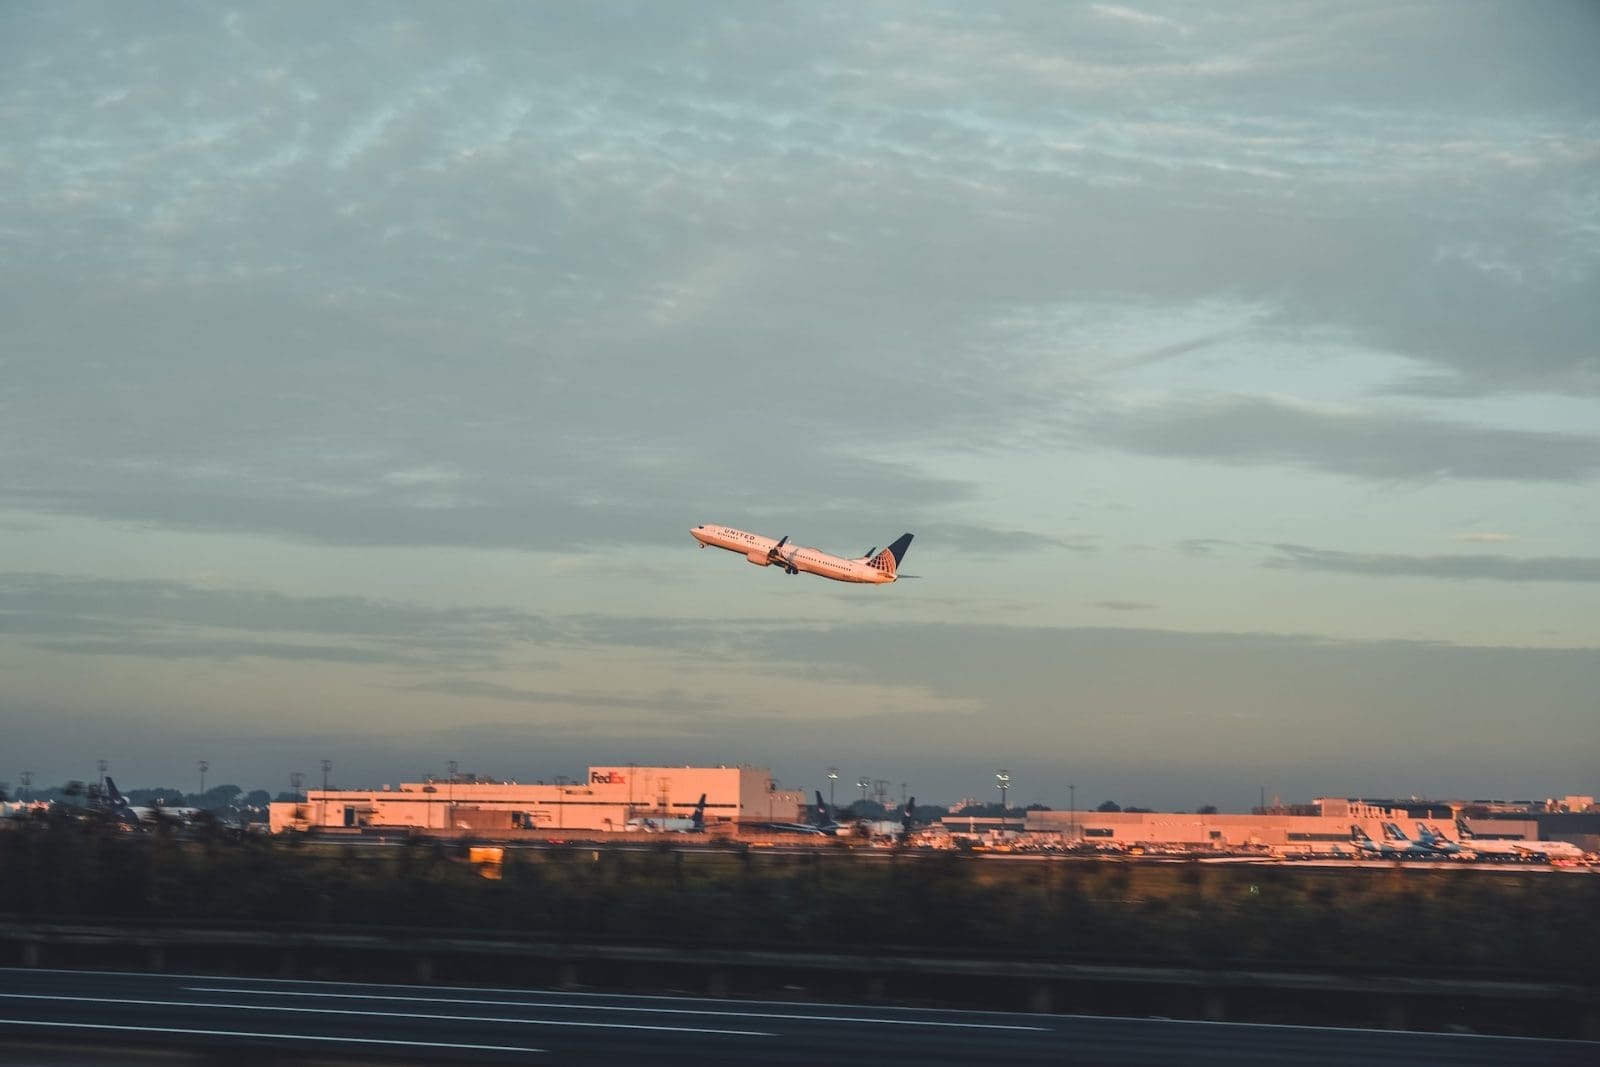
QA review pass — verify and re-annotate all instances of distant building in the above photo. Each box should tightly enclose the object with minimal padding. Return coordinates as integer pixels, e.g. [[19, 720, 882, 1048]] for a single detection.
[[268, 765, 803, 836], [1316, 797, 1458, 820], [1024, 797, 1544, 852]]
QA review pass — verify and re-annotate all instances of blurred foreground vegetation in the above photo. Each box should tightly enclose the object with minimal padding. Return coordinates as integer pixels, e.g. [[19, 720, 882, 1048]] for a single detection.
[[2, 819, 1595, 981]]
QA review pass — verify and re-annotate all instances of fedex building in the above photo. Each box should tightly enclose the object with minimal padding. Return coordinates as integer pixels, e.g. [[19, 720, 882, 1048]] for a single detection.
[[268, 765, 806, 836]]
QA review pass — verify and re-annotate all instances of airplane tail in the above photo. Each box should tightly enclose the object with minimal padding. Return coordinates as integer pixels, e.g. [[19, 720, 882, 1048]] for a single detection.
[[691, 793, 707, 831], [867, 533, 913, 579], [814, 790, 830, 825], [902, 797, 916, 835], [104, 777, 128, 805], [1454, 817, 1477, 840]]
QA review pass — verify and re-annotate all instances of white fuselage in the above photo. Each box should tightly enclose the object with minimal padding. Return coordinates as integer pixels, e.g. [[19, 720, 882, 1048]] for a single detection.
[[691, 525, 896, 584], [1453, 824, 1583, 860], [1530, 840, 1586, 860]]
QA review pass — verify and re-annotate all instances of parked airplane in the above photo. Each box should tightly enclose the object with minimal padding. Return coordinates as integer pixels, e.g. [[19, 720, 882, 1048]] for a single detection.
[[626, 794, 707, 833], [1532, 839, 1587, 862], [1351, 824, 1431, 857], [749, 791, 843, 836], [1411, 822, 1465, 856], [1349, 825, 1384, 855], [1382, 825, 1446, 857], [810, 791, 843, 835], [1454, 819, 1585, 862], [0, 789, 34, 821], [856, 798, 921, 842], [105, 777, 201, 824], [692, 525, 914, 584], [1440, 825, 1523, 863]]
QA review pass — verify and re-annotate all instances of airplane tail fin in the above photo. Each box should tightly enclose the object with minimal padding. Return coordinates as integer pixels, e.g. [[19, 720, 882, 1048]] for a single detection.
[[867, 533, 913, 579], [691, 793, 707, 830], [902, 797, 916, 834], [814, 790, 829, 824], [104, 777, 126, 805]]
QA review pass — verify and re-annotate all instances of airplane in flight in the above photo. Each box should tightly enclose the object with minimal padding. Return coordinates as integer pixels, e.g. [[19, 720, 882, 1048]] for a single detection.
[[691, 525, 914, 584]]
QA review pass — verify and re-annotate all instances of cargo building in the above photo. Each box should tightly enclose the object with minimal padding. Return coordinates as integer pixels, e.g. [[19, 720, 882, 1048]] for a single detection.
[[268, 765, 804, 836]]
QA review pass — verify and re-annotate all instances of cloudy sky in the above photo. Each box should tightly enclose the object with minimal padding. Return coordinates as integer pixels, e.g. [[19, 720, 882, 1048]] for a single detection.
[[3, 2, 1597, 809]]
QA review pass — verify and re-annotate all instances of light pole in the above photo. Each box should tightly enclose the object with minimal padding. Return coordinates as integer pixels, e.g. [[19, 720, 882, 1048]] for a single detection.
[[1069, 782, 1076, 844], [996, 769, 1011, 811], [19, 771, 32, 803], [97, 760, 107, 801], [198, 760, 208, 800], [447, 760, 458, 836], [857, 777, 870, 803], [827, 768, 838, 810], [555, 774, 569, 832], [320, 759, 331, 828], [290, 772, 304, 829]]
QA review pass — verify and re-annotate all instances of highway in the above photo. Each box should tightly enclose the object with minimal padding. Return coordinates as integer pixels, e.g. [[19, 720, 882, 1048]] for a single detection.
[[0, 968, 1594, 1065]]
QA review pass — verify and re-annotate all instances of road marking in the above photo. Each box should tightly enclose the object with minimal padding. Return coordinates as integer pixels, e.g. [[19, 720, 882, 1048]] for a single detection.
[[0, 1018, 544, 1053], [8, 967, 1595, 1046], [186, 986, 1051, 1031], [0, 992, 773, 1037], [190, 973, 1049, 1019]]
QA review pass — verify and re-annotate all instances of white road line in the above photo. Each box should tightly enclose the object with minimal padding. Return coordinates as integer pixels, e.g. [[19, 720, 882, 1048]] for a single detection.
[[8, 966, 1043, 1022], [0, 1018, 544, 1053], [185, 986, 1051, 1031], [172, 970, 1035, 1015], [0, 992, 773, 1037]]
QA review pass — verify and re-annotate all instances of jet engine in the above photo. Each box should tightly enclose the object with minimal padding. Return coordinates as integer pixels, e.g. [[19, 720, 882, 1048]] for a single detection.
[[746, 551, 771, 566]]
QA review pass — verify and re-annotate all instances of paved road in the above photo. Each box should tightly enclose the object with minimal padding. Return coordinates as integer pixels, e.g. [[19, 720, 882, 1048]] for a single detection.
[[0, 968, 1593, 1065]]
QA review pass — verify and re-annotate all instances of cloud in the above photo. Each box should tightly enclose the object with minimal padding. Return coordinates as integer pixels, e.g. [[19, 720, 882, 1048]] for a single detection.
[[1077, 395, 1600, 483], [913, 524, 1096, 555], [1180, 539, 1241, 556], [5, 571, 1597, 804], [1266, 544, 1600, 583], [4, 4, 1599, 805], [0, 572, 556, 667], [407, 678, 725, 715]]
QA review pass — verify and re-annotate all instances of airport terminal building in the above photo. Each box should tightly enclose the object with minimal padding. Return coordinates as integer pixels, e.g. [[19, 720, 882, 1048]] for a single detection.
[[1020, 798, 1550, 853], [268, 765, 805, 836]]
